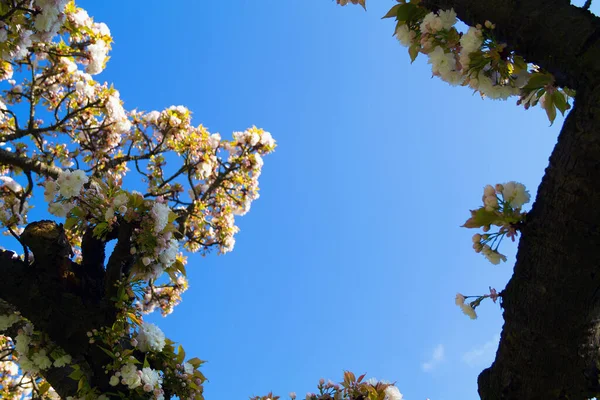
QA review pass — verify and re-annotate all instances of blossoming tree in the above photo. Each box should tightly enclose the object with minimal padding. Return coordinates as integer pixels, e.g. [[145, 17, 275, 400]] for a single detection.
[[337, 0, 600, 399], [0, 0, 282, 398]]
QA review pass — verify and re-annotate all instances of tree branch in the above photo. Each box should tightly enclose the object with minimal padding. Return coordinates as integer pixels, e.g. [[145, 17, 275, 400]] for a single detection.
[[421, 0, 600, 90], [0, 147, 62, 179]]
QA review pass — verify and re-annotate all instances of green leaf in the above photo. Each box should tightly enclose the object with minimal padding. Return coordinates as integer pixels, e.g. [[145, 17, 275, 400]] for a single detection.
[[64, 217, 77, 230], [93, 222, 108, 238], [77, 377, 86, 392], [143, 355, 150, 369], [38, 382, 51, 395], [563, 87, 576, 97], [522, 73, 554, 91], [97, 346, 115, 359], [382, 4, 401, 19], [396, 3, 416, 22], [408, 45, 419, 63], [176, 344, 186, 364], [68, 368, 83, 381], [71, 206, 85, 218], [512, 55, 527, 72], [187, 357, 204, 368], [544, 94, 557, 125], [552, 90, 570, 115], [461, 208, 502, 229]]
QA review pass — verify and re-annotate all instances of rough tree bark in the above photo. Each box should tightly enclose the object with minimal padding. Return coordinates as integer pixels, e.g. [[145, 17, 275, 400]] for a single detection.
[[420, 0, 600, 399], [0, 220, 135, 397]]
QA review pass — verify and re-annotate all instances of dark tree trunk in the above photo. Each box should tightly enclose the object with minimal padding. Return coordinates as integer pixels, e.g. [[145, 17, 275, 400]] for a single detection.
[[418, 0, 600, 398], [477, 83, 600, 399], [0, 221, 133, 398]]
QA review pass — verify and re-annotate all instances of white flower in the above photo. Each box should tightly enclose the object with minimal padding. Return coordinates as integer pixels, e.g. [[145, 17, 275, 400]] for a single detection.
[[109, 375, 120, 386], [95, 22, 111, 37], [86, 40, 108, 75], [34, 6, 61, 33], [484, 195, 498, 211], [48, 202, 74, 217], [420, 12, 443, 33], [0, 313, 19, 331], [384, 386, 403, 400], [57, 170, 88, 198], [184, 362, 194, 374], [459, 27, 483, 70], [140, 367, 162, 389], [3, 360, 19, 375], [120, 363, 142, 389], [144, 263, 164, 281], [43, 180, 58, 203], [106, 91, 131, 134], [136, 322, 166, 352], [70, 8, 89, 27], [502, 181, 530, 208], [208, 133, 221, 149], [260, 131, 275, 147], [395, 24, 413, 47], [152, 202, 171, 233], [455, 293, 466, 306], [482, 244, 507, 265], [438, 9, 457, 30], [428, 46, 457, 78], [366, 377, 378, 386], [460, 303, 478, 319], [0, 176, 22, 193], [158, 239, 179, 267], [145, 110, 161, 124], [14, 332, 30, 355], [31, 349, 52, 370], [53, 354, 72, 368], [112, 193, 129, 208]]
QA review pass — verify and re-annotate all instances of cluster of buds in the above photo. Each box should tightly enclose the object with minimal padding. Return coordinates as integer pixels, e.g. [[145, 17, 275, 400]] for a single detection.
[[463, 182, 530, 265]]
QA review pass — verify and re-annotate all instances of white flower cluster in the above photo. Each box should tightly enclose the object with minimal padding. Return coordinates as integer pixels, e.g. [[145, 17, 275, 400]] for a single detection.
[[56, 170, 89, 198], [105, 91, 132, 136], [232, 129, 275, 148], [152, 202, 171, 233], [0, 176, 22, 193], [45, 170, 89, 217], [12, 323, 73, 373], [420, 9, 457, 34], [0, 175, 28, 227], [0, 313, 20, 331], [459, 27, 483, 73], [136, 322, 166, 353], [33, 0, 68, 38], [501, 181, 530, 208], [105, 192, 129, 222], [394, 8, 532, 100], [455, 294, 477, 319], [86, 40, 108, 75], [384, 385, 404, 400], [110, 362, 164, 399]]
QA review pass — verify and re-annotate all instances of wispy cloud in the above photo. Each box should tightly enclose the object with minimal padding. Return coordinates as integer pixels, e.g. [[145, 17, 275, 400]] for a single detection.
[[422, 344, 445, 372], [462, 334, 500, 367]]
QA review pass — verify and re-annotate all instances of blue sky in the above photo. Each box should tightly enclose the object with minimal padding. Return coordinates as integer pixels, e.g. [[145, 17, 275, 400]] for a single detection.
[[5, 1, 599, 399]]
